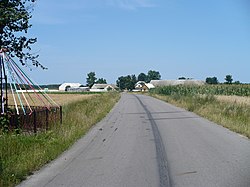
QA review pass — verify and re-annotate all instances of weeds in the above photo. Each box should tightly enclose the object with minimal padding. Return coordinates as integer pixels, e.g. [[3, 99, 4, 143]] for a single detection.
[[0, 92, 120, 187], [150, 92, 250, 139]]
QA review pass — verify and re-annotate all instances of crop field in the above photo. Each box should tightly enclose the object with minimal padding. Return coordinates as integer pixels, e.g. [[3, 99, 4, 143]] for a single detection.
[[37, 93, 95, 105], [150, 84, 250, 139], [6, 93, 96, 107], [150, 84, 250, 96]]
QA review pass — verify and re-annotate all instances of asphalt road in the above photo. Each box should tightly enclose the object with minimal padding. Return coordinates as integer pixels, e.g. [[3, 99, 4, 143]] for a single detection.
[[18, 93, 250, 187]]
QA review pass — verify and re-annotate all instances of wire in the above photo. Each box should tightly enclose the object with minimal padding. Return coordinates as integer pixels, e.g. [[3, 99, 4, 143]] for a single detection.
[[1, 52, 60, 115]]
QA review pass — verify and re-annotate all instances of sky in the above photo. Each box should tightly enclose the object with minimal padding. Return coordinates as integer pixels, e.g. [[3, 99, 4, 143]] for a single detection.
[[23, 0, 250, 84]]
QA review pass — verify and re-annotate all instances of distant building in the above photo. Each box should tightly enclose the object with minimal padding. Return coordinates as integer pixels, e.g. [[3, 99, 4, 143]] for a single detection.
[[59, 83, 81, 91], [134, 81, 155, 91], [150, 80, 205, 87], [67, 87, 90, 92], [90, 84, 117, 92]]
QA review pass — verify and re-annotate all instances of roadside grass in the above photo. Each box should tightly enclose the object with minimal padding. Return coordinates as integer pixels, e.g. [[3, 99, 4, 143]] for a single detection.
[[0, 92, 120, 187], [216, 95, 250, 106], [149, 93, 250, 139]]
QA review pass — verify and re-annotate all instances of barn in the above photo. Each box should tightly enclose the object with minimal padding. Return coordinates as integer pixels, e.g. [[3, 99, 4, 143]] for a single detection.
[[59, 83, 82, 91], [90, 84, 117, 92]]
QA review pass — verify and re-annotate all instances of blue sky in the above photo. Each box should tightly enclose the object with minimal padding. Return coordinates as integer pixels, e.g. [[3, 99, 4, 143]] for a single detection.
[[25, 0, 249, 84]]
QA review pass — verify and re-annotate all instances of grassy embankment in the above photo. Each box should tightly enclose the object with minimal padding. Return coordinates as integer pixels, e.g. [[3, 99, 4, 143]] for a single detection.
[[149, 84, 250, 138], [0, 92, 120, 187]]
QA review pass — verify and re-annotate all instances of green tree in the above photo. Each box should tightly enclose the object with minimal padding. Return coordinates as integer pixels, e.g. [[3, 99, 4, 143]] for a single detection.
[[206, 77, 219, 84], [96, 78, 107, 84], [116, 76, 126, 90], [147, 70, 161, 83], [130, 74, 137, 89], [86, 72, 97, 87], [124, 75, 133, 91], [234, 81, 241, 85], [178, 77, 186, 80], [116, 74, 137, 91], [137, 73, 147, 81], [225, 75, 233, 84], [0, 0, 45, 68]]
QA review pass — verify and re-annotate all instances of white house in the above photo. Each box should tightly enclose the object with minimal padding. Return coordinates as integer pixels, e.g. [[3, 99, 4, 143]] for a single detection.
[[59, 83, 81, 91], [134, 81, 155, 91]]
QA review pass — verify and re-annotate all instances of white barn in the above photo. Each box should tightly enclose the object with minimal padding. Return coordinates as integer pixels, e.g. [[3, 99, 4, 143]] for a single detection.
[[59, 83, 81, 91], [90, 84, 117, 92]]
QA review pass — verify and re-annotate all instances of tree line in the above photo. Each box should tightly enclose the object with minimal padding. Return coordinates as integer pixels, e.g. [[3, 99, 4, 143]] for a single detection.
[[179, 75, 240, 85], [85, 71, 243, 91], [85, 70, 161, 90], [116, 70, 161, 91], [205, 75, 240, 85]]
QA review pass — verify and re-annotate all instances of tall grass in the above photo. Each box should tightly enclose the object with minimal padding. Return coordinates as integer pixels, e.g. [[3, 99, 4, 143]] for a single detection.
[[0, 92, 120, 187], [150, 87, 250, 139]]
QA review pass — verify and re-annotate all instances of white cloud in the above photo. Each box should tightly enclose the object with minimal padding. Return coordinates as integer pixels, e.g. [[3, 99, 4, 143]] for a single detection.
[[32, 0, 155, 25]]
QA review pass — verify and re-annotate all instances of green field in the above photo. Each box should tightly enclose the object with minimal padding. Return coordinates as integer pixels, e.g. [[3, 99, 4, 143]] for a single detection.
[[150, 84, 250, 96], [149, 84, 250, 139]]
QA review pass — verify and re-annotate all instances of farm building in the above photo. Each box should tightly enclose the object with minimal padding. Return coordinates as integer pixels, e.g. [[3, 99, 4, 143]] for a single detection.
[[67, 87, 90, 92], [90, 84, 117, 92], [150, 80, 205, 87], [59, 83, 82, 91], [134, 81, 155, 91]]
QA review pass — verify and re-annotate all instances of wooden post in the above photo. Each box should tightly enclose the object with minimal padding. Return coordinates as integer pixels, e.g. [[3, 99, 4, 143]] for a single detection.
[[0, 55, 3, 114], [4, 75, 7, 111], [60, 106, 62, 125], [46, 108, 49, 131], [33, 110, 37, 134]]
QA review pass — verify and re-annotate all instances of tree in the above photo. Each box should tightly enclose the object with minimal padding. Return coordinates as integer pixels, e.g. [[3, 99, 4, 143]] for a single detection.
[[131, 74, 137, 89], [116, 76, 126, 90], [178, 77, 186, 80], [124, 75, 134, 91], [225, 75, 233, 84], [96, 78, 107, 84], [0, 0, 45, 68], [86, 72, 97, 87], [147, 70, 161, 83], [116, 74, 137, 91], [86, 72, 107, 87], [137, 73, 147, 82], [206, 77, 219, 84]]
